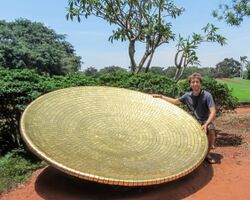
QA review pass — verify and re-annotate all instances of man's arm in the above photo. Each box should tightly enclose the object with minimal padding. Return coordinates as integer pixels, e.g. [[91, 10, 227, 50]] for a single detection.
[[152, 94, 182, 106], [202, 106, 216, 132]]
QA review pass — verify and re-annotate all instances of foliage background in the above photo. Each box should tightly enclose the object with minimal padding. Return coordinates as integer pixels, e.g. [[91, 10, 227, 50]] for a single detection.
[[0, 19, 81, 76]]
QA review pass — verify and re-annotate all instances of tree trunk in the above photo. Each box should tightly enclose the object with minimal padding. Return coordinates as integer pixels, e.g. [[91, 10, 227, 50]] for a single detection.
[[128, 40, 137, 72], [135, 50, 151, 73], [174, 67, 181, 80], [176, 66, 186, 81], [145, 50, 155, 73], [174, 50, 184, 80]]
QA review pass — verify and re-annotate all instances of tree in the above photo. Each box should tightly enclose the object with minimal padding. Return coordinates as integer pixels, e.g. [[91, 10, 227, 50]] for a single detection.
[[99, 66, 127, 74], [0, 19, 81, 76], [246, 61, 250, 79], [164, 66, 215, 79], [240, 56, 248, 78], [213, 0, 250, 25], [67, 0, 183, 73], [215, 58, 241, 78], [84, 66, 98, 76], [148, 66, 166, 75], [174, 23, 226, 81]]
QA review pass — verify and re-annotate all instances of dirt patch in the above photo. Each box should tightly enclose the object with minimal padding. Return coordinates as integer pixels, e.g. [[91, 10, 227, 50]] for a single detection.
[[236, 106, 250, 114], [1, 111, 250, 200], [216, 78, 241, 84]]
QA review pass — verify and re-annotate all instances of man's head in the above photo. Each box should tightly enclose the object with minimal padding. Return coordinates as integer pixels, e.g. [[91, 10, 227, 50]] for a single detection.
[[188, 73, 202, 93]]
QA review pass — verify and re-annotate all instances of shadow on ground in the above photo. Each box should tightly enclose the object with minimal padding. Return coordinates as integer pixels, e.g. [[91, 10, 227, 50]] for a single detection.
[[216, 131, 245, 147], [35, 161, 215, 200]]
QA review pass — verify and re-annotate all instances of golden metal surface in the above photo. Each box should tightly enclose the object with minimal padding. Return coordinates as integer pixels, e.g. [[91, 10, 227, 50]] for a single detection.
[[20, 86, 208, 186]]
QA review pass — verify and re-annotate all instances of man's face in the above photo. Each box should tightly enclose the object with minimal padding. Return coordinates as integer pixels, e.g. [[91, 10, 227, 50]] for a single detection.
[[190, 78, 201, 92]]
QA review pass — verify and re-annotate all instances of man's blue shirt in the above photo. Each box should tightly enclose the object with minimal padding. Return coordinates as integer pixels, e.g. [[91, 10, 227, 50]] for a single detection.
[[178, 90, 215, 122]]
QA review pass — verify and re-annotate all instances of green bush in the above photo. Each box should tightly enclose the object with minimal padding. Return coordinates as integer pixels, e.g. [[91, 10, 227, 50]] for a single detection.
[[0, 68, 43, 154], [98, 71, 179, 97], [98, 71, 133, 87], [38, 72, 97, 92], [0, 67, 96, 155]]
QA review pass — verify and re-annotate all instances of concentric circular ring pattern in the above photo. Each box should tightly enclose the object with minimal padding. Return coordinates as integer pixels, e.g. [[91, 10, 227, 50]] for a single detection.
[[20, 86, 208, 186]]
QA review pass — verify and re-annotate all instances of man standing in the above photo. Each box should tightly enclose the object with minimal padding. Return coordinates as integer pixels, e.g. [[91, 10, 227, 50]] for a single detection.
[[152, 73, 216, 164]]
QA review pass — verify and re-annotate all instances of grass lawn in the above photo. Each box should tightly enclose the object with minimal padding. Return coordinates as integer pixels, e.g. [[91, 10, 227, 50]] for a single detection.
[[0, 149, 45, 193], [216, 78, 250, 102]]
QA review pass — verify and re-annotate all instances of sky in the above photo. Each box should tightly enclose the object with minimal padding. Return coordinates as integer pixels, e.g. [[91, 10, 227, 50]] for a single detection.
[[0, 0, 249, 70]]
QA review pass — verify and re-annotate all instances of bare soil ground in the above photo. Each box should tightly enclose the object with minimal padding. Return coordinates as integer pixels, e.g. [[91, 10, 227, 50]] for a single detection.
[[216, 78, 242, 84], [1, 108, 250, 200]]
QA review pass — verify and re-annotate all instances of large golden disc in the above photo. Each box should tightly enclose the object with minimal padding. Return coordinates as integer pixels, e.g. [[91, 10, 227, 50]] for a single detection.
[[20, 86, 208, 186]]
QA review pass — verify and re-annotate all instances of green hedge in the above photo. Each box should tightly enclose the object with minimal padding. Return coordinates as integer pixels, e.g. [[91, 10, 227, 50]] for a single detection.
[[0, 68, 238, 155], [0, 68, 96, 155], [98, 71, 179, 96]]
